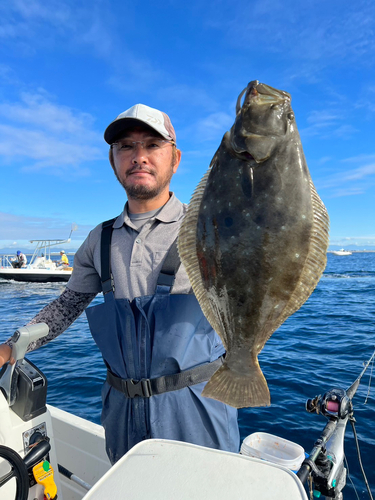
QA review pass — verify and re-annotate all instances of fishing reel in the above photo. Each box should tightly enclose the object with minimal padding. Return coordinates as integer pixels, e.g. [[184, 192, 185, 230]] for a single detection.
[[306, 388, 352, 420]]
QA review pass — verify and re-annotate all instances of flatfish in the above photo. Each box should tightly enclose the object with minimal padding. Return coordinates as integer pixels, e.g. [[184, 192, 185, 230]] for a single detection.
[[178, 80, 329, 408]]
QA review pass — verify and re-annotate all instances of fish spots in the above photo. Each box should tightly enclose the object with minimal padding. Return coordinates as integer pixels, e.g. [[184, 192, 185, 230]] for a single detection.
[[301, 214, 306, 219], [295, 253, 300, 258]]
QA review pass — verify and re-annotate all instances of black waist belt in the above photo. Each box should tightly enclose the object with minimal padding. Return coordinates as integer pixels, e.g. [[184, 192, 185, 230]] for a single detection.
[[106, 356, 224, 398]]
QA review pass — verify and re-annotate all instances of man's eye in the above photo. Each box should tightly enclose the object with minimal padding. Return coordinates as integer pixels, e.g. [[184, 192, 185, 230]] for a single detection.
[[119, 143, 133, 150], [147, 141, 161, 149]]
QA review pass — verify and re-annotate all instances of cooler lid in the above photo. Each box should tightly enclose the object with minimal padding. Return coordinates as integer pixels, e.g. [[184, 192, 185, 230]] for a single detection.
[[83, 439, 308, 500]]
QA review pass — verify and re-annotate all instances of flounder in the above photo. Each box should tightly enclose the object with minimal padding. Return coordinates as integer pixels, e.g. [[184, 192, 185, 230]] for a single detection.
[[178, 81, 329, 408]]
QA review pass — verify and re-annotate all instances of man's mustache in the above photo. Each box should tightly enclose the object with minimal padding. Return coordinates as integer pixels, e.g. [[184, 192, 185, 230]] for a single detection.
[[126, 166, 155, 176]]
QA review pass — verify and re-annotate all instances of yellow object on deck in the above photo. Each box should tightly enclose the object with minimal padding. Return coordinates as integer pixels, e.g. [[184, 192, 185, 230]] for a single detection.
[[33, 460, 58, 499]]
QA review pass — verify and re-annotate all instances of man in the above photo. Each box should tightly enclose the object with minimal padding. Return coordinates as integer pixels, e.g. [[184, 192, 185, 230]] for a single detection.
[[57, 250, 69, 266], [12, 250, 27, 268], [0, 104, 240, 464]]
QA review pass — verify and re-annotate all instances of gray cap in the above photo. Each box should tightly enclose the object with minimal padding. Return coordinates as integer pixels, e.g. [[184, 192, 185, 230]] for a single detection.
[[104, 104, 176, 144]]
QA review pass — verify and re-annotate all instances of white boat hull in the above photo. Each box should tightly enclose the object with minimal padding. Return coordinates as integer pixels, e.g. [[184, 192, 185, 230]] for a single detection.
[[331, 250, 352, 256], [0, 268, 72, 283]]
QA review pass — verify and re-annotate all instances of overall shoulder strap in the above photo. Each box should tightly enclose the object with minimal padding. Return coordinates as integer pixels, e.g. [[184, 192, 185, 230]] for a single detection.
[[100, 217, 117, 294], [156, 238, 181, 290]]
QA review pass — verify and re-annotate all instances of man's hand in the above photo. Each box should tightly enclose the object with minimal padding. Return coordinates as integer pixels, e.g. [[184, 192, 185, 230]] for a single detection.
[[0, 344, 14, 367]]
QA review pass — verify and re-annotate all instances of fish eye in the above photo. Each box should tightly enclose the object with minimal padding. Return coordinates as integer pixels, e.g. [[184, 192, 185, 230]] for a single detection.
[[287, 112, 294, 120]]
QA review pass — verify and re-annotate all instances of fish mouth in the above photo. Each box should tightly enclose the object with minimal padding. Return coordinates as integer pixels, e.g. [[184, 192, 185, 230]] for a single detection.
[[236, 80, 291, 114]]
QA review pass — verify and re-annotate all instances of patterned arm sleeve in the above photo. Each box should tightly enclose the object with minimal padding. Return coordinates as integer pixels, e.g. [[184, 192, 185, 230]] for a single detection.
[[4, 288, 97, 353]]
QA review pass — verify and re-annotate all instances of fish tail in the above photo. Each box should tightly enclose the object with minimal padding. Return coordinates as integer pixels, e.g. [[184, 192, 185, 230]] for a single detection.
[[201, 362, 270, 408]]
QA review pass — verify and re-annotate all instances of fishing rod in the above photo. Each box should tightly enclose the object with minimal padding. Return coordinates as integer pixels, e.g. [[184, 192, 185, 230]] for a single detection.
[[297, 348, 375, 500]]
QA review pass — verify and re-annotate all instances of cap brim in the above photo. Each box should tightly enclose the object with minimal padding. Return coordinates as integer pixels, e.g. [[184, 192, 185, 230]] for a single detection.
[[104, 118, 168, 144]]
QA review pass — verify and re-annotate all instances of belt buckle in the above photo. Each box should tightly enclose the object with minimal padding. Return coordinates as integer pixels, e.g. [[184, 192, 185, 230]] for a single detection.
[[126, 378, 152, 398]]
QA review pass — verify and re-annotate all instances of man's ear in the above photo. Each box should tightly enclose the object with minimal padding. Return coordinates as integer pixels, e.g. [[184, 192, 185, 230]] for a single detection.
[[173, 148, 182, 174]]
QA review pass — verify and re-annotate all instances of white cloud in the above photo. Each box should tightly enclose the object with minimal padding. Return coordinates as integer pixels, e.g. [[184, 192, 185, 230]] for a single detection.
[[0, 0, 117, 63], [194, 112, 233, 142], [0, 92, 96, 136], [340, 163, 375, 181], [342, 154, 375, 163], [0, 91, 104, 176], [201, 0, 375, 87], [317, 156, 333, 165], [300, 108, 359, 140], [317, 159, 375, 197], [328, 186, 367, 198], [307, 111, 340, 126], [11, 0, 70, 22], [331, 124, 359, 138], [157, 85, 219, 113]]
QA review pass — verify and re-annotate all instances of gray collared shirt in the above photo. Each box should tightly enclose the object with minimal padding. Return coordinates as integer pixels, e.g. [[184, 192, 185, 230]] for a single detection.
[[67, 193, 192, 300]]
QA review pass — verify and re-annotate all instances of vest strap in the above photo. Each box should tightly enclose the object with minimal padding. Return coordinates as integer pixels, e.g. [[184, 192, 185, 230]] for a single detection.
[[106, 356, 224, 398], [100, 217, 117, 294]]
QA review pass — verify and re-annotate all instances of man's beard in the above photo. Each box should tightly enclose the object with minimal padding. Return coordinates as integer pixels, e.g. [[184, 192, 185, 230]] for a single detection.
[[125, 176, 171, 200], [115, 160, 175, 200]]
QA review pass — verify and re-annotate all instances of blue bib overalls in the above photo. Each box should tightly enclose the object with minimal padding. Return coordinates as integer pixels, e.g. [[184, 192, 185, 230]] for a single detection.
[[86, 220, 240, 464]]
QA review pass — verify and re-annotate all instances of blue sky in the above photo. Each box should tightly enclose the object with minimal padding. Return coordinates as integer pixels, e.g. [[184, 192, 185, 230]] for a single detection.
[[1, 0, 375, 252]]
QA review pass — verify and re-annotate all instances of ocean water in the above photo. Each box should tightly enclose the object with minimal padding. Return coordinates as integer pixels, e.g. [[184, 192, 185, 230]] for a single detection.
[[0, 252, 374, 499]]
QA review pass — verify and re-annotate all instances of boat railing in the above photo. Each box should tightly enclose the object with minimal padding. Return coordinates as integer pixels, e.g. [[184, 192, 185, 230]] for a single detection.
[[1, 253, 59, 270], [0, 255, 21, 269]]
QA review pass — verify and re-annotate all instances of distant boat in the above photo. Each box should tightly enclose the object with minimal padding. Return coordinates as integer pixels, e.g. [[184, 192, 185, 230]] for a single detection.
[[331, 249, 352, 256], [0, 224, 77, 283]]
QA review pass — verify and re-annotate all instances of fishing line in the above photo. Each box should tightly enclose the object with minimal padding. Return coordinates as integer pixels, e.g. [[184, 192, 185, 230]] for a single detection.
[[364, 349, 375, 404], [344, 455, 361, 500], [349, 417, 374, 500]]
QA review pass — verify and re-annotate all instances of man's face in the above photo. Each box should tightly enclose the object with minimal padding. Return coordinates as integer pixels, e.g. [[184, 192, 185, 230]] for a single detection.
[[110, 127, 181, 201]]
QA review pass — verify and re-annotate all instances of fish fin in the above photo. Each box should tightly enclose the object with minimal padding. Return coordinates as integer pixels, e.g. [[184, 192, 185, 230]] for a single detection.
[[202, 362, 270, 409], [178, 162, 228, 346]]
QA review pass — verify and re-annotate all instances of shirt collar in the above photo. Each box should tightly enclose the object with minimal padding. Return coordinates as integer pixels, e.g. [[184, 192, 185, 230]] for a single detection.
[[113, 192, 184, 229]]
